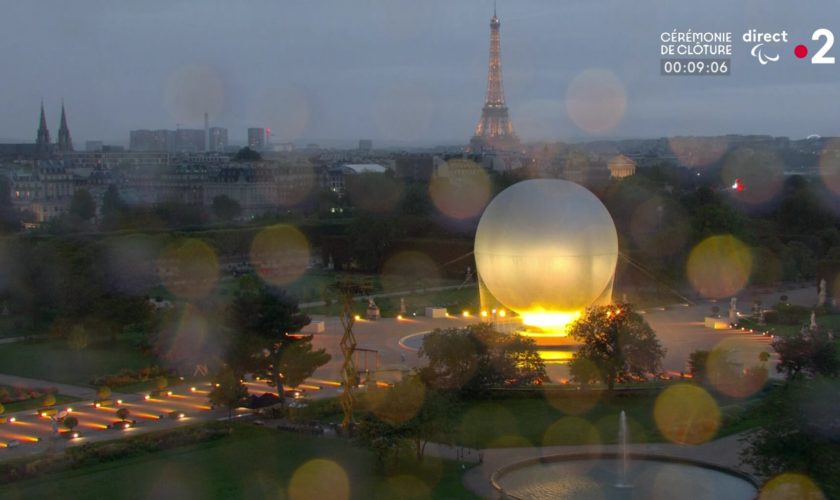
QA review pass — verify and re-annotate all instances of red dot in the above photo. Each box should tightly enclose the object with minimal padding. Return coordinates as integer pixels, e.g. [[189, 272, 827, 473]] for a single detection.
[[795, 45, 808, 58]]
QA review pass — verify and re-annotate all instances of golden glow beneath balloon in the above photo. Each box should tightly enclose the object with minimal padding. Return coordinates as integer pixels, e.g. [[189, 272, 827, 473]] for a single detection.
[[521, 311, 581, 335], [687, 235, 753, 299]]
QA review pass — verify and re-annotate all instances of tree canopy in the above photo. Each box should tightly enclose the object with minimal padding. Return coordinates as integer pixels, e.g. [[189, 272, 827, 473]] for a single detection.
[[211, 195, 242, 221], [741, 378, 840, 498], [235, 147, 261, 161], [567, 303, 665, 391], [357, 375, 459, 470], [418, 322, 548, 394], [69, 189, 96, 221], [227, 285, 329, 408], [772, 328, 839, 380], [209, 368, 250, 420]]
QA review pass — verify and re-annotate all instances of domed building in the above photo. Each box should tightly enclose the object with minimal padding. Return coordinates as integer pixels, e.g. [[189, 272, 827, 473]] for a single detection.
[[474, 179, 618, 342]]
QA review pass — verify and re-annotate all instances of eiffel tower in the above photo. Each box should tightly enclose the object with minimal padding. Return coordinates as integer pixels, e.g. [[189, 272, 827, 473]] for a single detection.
[[469, 5, 521, 153]]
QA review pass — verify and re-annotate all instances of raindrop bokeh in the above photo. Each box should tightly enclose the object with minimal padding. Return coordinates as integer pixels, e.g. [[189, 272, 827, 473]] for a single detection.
[[249, 225, 310, 286], [565, 69, 626, 134], [164, 65, 225, 125], [158, 239, 219, 299], [289, 459, 350, 500], [654, 384, 720, 445], [687, 235, 753, 299]]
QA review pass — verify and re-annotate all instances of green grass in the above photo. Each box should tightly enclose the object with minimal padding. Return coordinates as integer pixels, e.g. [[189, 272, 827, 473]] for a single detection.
[[0, 391, 81, 414], [320, 385, 765, 451], [739, 313, 840, 358], [4, 425, 481, 500], [0, 338, 153, 387], [0, 315, 30, 339], [303, 287, 480, 318]]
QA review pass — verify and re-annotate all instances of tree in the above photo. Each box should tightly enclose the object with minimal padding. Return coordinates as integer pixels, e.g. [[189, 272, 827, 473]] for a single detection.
[[208, 368, 249, 420], [741, 379, 840, 498], [356, 411, 407, 471], [0, 174, 21, 234], [567, 303, 666, 391], [63, 416, 78, 432], [116, 408, 130, 422], [399, 181, 434, 217], [404, 386, 458, 462], [418, 322, 548, 394], [95, 295, 152, 342], [41, 394, 55, 408], [69, 189, 96, 221], [67, 325, 89, 364], [687, 350, 711, 384], [96, 386, 111, 399], [687, 348, 739, 386], [101, 184, 128, 217], [358, 375, 459, 469], [211, 195, 242, 221], [235, 147, 261, 161], [346, 214, 403, 273], [228, 285, 329, 409], [772, 328, 839, 380]]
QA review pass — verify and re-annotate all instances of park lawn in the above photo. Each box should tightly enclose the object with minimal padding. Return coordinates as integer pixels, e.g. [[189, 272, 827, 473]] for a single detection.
[[321, 385, 766, 450], [0, 393, 81, 414], [0, 338, 152, 387], [0, 315, 30, 339], [116, 375, 213, 394], [5, 425, 481, 500], [303, 286, 480, 318]]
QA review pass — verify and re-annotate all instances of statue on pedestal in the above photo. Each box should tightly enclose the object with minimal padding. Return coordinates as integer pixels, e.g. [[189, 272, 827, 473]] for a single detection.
[[366, 297, 380, 320], [729, 297, 738, 324], [399, 297, 406, 314], [811, 311, 818, 331], [818, 279, 827, 307], [758, 310, 766, 326]]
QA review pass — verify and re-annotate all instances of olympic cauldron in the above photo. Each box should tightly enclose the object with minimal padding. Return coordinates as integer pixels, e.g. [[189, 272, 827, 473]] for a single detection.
[[474, 179, 618, 343]]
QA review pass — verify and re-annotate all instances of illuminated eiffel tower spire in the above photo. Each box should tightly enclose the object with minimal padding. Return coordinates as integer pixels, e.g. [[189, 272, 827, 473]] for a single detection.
[[469, 5, 520, 153]]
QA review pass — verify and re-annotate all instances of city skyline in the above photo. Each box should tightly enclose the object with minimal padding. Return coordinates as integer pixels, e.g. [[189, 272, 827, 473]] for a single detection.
[[0, 0, 837, 146]]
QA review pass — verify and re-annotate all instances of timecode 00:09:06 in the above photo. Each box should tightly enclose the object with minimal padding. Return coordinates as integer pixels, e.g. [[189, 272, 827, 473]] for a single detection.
[[660, 58, 730, 76]]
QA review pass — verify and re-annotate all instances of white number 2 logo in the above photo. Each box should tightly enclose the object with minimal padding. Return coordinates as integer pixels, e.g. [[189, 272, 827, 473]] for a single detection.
[[812, 29, 835, 64]]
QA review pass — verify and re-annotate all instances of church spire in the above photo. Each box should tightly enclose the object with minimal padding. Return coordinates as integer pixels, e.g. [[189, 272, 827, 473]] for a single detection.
[[57, 100, 73, 152], [36, 101, 51, 153]]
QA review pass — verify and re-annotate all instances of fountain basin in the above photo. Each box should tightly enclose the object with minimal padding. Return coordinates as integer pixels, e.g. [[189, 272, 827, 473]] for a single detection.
[[492, 453, 758, 500]]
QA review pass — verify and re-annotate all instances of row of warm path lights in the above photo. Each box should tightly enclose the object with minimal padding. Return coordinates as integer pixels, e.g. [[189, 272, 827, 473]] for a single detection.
[[393, 310, 509, 320], [0, 388, 204, 449]]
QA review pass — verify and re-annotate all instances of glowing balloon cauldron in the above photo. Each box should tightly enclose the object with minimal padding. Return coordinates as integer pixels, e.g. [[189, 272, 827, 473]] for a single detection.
[[474, 180, 619, 338]]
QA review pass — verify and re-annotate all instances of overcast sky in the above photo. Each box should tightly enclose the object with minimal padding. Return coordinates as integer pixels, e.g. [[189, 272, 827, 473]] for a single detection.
[[0, 0, 836, 146]]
